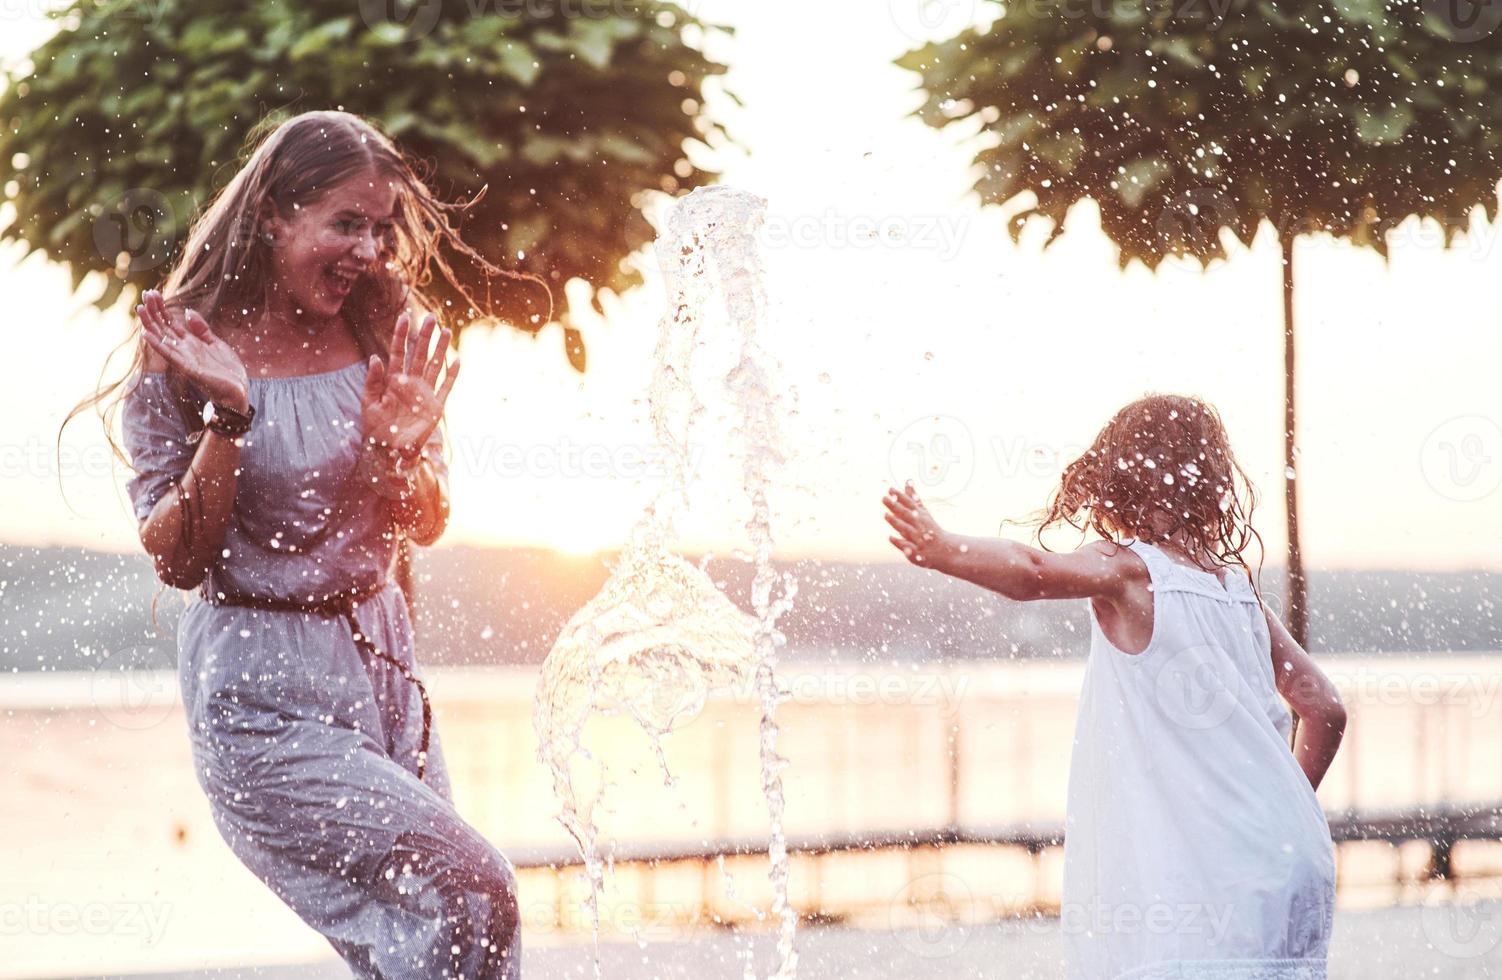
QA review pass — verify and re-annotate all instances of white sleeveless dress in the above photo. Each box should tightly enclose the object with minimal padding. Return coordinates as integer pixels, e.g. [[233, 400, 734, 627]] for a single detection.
[[1062, 538, 1335, 979]]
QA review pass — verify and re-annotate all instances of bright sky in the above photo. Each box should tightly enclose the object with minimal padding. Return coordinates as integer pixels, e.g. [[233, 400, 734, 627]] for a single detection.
[[3, 2, 1500, 569]]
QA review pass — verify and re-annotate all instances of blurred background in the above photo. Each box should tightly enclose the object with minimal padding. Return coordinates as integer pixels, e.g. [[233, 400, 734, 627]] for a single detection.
[[3, 0, 1502, 976]]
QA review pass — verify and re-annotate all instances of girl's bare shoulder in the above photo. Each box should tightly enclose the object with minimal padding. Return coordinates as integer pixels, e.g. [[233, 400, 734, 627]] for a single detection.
[[1078, 538, 1148, 576], [1080, 539, 1155, 653]]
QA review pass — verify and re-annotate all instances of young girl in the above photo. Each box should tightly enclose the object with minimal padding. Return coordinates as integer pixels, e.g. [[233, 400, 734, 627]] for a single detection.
[[78, 110, 546, 977], [884, 393, 1346, 979]]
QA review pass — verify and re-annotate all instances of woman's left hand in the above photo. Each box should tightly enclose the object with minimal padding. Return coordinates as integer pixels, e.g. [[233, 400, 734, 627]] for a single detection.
[[361, 312, 460, 458]]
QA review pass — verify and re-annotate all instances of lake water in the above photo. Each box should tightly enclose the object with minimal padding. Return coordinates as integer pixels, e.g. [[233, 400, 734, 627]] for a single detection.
[[4, 654, 1501, 977]]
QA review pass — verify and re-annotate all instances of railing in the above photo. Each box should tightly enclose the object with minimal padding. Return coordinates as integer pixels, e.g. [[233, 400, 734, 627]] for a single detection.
[[507, 803, 1502, 929]]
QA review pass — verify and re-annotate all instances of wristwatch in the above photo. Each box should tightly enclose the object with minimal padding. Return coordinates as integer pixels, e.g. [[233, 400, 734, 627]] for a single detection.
[[201, 399, 255, 439]]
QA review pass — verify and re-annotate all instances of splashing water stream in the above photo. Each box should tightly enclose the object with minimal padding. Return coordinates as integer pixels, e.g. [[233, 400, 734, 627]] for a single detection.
[[534, 186, 799, 980]]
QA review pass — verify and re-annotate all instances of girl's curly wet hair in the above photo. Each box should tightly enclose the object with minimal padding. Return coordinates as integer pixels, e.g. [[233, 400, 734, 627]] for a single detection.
[[1031, 392, 1266, 591]]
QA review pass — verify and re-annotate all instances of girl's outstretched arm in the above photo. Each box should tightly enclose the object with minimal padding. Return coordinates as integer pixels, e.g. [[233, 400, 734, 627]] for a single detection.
[[883, 483, 1143, 603], [1264, 603, 1347, 791]]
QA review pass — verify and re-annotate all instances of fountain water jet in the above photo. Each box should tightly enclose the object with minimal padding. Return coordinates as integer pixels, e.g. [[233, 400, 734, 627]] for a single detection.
[[534, 186, 799, 980]]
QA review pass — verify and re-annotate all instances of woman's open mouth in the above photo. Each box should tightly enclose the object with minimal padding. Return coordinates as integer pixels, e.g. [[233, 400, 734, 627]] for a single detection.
[[322, 267, 357, 299]]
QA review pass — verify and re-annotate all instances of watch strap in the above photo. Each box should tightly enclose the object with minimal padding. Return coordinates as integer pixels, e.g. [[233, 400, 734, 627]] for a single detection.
[[205, 399, 255, 438]]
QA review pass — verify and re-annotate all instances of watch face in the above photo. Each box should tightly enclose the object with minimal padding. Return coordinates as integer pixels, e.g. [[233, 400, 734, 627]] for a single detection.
[[201, 399, 252, 431]]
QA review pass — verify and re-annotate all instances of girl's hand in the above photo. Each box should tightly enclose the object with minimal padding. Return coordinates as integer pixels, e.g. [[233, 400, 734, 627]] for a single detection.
[[136, 289, 250, 412], [361, 311, 460, 458], [884, 482, 958, 571]]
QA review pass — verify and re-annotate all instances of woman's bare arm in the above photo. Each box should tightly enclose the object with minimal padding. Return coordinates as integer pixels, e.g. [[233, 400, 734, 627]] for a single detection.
[[136, 347, 246, 590], [360, 306, 458, 548], [396, 454, 449, 546], [135, 291, 250, 590], [354, 438, 450, 546], [1265, 603, 1346, 790]]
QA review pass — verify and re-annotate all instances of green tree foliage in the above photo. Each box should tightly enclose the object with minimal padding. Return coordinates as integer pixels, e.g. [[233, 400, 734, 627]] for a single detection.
[[899, 0, 1502, 645], [0, 0, 732, 370], [898, 0, 1502, 263]]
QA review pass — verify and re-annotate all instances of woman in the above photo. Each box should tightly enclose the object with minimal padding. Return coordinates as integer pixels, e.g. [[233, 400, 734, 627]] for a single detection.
[[81, 110, 546, 977]]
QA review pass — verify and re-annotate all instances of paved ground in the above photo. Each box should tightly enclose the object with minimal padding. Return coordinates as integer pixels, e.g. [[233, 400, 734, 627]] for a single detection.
[[68, 901, 1502, 980]]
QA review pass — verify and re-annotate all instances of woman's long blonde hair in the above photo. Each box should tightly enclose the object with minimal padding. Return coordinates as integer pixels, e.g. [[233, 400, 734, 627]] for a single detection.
[[62, 109, 550, 614]]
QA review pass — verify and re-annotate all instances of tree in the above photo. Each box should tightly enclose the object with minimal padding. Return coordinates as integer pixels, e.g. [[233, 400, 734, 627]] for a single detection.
[[898, 0, 1502, 648], [0, 0, 732, 372]]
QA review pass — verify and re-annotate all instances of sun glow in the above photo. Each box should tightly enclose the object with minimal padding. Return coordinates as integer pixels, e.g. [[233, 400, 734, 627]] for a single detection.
[[546, 519, 615, 556], [450, 476, 637, 558]]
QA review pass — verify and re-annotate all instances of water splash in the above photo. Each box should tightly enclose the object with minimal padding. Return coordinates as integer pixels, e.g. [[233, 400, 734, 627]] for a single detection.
[[534, 186, 799, 979]]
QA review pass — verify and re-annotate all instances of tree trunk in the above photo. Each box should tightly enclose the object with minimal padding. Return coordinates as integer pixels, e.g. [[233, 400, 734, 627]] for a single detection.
[[1281, 233, 1308, 649]]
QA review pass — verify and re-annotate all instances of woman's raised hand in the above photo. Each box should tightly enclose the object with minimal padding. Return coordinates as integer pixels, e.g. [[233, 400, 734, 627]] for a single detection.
[[136, 289, 250, 412], [361, 311, 460, 457]]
